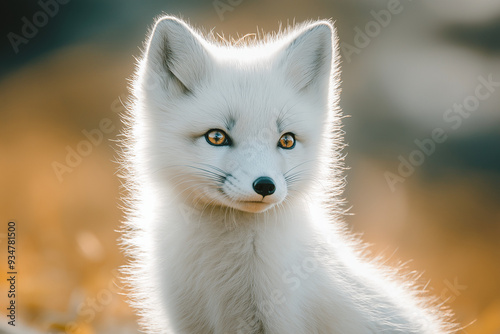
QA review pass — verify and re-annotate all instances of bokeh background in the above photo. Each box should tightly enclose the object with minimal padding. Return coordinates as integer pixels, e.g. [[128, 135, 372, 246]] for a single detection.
[[1, 0, 500, 333]]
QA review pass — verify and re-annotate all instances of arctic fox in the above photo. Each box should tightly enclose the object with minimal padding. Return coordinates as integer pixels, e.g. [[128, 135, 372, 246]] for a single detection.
[[121, 16, 456, 334]]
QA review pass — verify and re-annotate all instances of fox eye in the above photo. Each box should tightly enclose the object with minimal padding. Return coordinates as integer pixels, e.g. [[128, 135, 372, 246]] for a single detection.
[[278, 132, 296, 149], [205, 129, 231, 146]]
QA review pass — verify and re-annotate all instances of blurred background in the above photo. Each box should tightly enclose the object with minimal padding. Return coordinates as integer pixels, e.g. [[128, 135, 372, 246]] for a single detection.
[[1, 0, 499, 333]]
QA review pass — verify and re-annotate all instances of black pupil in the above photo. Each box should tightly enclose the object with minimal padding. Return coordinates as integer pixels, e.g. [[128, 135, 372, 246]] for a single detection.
[[283, 135, 291, 146], [213, 132, 222, 143]]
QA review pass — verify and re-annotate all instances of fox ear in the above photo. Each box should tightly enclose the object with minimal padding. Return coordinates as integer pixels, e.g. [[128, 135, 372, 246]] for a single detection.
[[279, 22, 335, 93], [142, 16, 210, 95]]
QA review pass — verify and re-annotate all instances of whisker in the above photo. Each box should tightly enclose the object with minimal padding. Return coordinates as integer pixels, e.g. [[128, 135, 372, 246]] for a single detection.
[[284, 159, 315, 177]]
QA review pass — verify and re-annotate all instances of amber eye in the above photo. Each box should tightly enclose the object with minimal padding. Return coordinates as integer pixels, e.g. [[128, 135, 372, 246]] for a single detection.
[[278, 132, 296, 149], [205, 129, 231, 146]]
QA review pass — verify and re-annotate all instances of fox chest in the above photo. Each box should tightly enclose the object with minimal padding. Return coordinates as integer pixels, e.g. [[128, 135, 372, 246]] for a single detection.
[[164, 235, 271, 333]]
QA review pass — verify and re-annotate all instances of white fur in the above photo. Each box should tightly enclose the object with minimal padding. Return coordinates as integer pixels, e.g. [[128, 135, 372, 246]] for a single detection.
[[120, 16, 456, 334]]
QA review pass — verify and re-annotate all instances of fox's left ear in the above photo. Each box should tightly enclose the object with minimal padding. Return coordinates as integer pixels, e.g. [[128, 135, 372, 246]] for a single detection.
[[278, 21, 335, 93]]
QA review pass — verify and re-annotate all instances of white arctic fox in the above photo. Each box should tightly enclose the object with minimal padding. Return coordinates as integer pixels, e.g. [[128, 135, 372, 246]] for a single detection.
[[121, 16, 456, 334]]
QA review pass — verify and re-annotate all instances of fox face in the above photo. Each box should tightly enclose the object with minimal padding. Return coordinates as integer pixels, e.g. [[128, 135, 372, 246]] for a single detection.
[[134, 17, 338, 213]]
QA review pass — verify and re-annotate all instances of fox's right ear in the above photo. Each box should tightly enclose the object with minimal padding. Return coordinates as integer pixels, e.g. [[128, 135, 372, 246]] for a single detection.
[[141, 16, 211, 95]]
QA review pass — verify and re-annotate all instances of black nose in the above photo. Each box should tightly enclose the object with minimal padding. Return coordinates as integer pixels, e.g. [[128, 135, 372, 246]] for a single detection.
[[252, 177, 276, 197]]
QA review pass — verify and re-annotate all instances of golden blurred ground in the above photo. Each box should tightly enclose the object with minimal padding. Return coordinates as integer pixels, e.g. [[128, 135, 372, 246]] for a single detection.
[[0, 45, 136, 333], [0, 34, 499, 334]]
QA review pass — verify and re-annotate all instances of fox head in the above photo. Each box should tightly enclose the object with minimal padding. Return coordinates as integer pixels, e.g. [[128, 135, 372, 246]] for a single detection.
[[130, 16, 341, 214]]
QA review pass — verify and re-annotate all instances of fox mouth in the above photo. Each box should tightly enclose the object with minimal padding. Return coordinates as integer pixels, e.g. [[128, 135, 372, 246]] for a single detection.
[[241, 201, 272, 206], [235, 200, 275, 213], [212, 189, 279, 213], [218, 189, 278, 205]]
